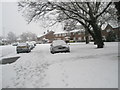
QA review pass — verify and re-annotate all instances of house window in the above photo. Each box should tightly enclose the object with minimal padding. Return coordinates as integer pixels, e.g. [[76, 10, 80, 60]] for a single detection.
[[55, 34, 58, 37], [65, 33, 66, 36], [58, 34, 60, 37], [60, 34, 62, 37], [73, 37, 76, 41], [58, 38, 61, 40], [62, 33, 66, 36], [78, 33, 81, 35], [78, 37, 81, 40], [89, 36, 93, 40], [107, 29, 111, 32], [102, 36, 106, 40], [84, 37, 86, 40], [82, 37, 84, 40]]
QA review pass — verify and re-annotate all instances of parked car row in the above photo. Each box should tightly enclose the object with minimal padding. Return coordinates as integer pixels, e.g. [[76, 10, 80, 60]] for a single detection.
[[16, 41, 36, 54], [14, 40, 70, 54]]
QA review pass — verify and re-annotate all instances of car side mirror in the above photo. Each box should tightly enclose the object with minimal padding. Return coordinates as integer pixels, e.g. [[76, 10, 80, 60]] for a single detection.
[[50, 44, 52, 46]]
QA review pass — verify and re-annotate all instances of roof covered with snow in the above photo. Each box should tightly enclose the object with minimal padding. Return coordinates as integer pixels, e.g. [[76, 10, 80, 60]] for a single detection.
[[54, 29, 85, 34], [54, 31, 68, 34]]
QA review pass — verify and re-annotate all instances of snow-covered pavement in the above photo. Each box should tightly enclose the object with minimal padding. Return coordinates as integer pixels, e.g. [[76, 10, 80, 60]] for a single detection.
[[0, 42, 118, 88]]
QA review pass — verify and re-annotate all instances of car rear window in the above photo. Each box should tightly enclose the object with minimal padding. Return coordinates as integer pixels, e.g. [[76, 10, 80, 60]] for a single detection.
[[53, 40, 66, 46], [18, 43, 27, 46]]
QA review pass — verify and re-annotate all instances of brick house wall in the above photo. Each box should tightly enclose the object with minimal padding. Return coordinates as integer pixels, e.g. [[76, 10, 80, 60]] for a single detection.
[[102, 24, 113, 38], [54, 33, 68, 40], [102, 24, 120, 41], [37, 30, 90, 43], [44, 31, 55, 42]]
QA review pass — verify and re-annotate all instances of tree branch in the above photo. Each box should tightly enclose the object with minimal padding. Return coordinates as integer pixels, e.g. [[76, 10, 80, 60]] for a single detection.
[[96, 2, 112, 18], [55, 3, 90, 22]]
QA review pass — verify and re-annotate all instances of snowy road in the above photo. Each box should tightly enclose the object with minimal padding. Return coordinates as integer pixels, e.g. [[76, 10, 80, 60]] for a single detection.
[[1, 42, 118, 88]]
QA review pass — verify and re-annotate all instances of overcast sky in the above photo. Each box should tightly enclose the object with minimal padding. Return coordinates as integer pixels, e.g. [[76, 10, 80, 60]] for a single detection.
[[0, 1, 63, 37]]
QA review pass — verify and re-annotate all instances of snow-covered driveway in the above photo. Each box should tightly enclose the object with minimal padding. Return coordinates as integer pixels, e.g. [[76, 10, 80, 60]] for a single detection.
[[1, 42, 118, 88]]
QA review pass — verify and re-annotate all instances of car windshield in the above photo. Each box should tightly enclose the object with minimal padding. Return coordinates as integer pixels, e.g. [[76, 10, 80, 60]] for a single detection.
[[52, 40, 66, 46], [18, 43, 27, 46]]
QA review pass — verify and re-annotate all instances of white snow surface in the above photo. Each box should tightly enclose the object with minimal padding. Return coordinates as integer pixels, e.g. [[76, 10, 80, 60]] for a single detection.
[[0, 45, 18, 58], [0, 42, 118, 88]]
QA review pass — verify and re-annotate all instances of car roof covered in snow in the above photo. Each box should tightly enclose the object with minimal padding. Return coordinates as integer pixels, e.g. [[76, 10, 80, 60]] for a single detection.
[[18, 43, 28, 46]]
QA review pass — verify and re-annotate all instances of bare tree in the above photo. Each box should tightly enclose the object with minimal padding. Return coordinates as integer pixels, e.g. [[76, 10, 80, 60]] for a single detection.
[[18, 0, 114, 48], [7, 32, 17, 43], [20, 32, 37, 42]]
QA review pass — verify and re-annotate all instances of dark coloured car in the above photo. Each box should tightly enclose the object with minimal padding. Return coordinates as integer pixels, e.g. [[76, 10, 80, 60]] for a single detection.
[[50, 40, 70, 54], [16, 43, 31, 54]]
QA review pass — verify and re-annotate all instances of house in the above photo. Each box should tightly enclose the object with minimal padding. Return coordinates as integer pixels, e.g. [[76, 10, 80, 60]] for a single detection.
[[54, 31, 70, 41], [37, 31, 54, 43], [102, 24, 120, 41], [37, 29, 91, 43]]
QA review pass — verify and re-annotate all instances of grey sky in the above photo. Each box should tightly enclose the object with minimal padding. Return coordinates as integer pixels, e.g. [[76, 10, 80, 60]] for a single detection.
[[0, 3, 2, 36], [0, 1, 63, 37]]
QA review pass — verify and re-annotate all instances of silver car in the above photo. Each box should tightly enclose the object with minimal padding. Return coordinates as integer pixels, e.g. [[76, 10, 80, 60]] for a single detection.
[[17, 43, 31, 54], [50, 40, 70, 54]]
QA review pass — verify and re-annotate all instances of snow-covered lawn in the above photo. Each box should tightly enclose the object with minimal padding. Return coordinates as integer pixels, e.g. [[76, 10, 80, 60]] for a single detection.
[[0, 42, 118, 88]]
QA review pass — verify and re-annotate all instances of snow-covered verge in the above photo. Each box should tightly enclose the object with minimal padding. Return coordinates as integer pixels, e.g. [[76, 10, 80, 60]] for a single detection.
[[0, 45, 20, 89], [0, 42, 118, 88], [44, 42, 118, 88]]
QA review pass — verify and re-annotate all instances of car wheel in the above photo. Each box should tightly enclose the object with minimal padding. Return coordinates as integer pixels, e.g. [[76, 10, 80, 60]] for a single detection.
[[51, 51, 54, 54], [28, 50, 31, 53], [67, 50, 70, 52]]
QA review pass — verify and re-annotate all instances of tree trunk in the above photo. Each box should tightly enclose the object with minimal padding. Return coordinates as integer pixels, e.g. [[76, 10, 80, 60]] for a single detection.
[[85, 30, 89, 44], [90, 22, 104, 48], [85, 36, 89, 44], [85, 26, 96, 45], [95, 35, 104, 48]]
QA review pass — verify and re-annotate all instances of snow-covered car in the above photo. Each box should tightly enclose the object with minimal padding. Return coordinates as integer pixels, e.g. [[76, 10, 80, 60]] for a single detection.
[[12, 42, 19, 46], [50, 40, 70, 54], [27, 42, 35, 50], [31, 41, 36, 46], [16, 43, 31, 54]]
